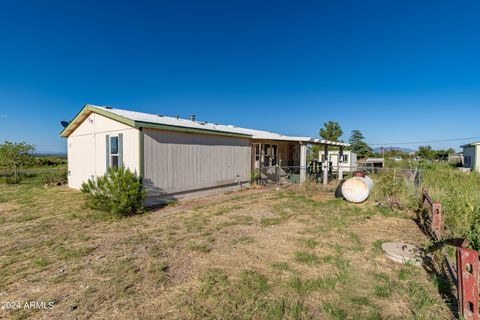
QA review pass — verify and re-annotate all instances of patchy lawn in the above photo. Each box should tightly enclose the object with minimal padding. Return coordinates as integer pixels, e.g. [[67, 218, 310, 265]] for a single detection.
[[0, 181, 452, 319]]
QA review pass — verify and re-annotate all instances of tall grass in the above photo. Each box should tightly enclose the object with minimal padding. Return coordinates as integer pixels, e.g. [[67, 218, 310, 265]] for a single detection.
[[420, 162, 480, 250], [370, 161, 480, 250]]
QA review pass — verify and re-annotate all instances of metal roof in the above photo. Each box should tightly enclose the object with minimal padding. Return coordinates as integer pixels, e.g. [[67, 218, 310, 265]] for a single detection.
[[61, 104, 350, 146], [461, 141, 480, 148]]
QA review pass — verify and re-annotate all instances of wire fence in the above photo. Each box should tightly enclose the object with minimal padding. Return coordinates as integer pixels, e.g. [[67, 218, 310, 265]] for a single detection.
[[257, 163, 422, 190]]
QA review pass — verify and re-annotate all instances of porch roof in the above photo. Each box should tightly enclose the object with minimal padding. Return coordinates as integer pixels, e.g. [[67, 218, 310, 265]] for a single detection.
[[251, 136, 349, 147]]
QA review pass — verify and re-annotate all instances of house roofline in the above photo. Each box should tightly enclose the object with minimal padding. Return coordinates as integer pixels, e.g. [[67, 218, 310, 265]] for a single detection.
[[60, 104, 350, 147], [60, 104, 252, 139], [461, 141, 480, 148]]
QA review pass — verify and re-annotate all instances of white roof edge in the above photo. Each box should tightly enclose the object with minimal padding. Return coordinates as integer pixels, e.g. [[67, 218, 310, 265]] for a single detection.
[[90, 105, 350, 146], [311, 138, 350, 147], [461, 141, 480, 148]]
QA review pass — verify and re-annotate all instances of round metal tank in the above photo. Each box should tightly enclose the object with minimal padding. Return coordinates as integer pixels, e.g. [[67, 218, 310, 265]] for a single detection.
[[341, 177, 370, 203], [363, 176, 374, 190]]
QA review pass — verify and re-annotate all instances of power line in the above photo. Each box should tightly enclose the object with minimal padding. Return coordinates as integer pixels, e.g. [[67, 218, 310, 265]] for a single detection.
[[367, 136, 480, 146]]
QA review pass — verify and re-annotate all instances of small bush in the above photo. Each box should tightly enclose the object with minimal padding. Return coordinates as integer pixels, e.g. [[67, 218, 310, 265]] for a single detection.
[[5, 174, 22, 184], [370, 168, 418, 211], [250, 169, 260, 184], [41, 169, 67, 186], [80, 167, 146, 217]]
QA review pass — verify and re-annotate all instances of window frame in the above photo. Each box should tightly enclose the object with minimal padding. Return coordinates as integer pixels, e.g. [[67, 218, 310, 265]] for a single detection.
[[110, 135, 119, 169]]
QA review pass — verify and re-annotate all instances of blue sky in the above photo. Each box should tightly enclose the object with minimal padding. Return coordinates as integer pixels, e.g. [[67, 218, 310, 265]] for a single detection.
[[0, 0, 479, 153]]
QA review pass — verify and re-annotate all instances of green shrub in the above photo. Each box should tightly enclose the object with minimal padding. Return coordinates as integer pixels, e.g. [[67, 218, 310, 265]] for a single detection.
[[80, 167, 146, 217], [370, 168, 418, 210], [5, 174, 22, 184], [250, 169, 260, 184], [41, 168, 67, 185]]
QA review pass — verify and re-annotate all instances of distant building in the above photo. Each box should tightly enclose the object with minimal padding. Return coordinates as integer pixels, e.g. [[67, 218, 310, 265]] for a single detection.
[[358, 158, 384, 172], [448, 153, 463, 166], [318, 150, 357, 172], [461, 142, 480, 171]]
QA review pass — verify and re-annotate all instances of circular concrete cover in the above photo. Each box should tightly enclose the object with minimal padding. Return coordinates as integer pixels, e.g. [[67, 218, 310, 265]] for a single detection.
[[381, 242, 422, 266]]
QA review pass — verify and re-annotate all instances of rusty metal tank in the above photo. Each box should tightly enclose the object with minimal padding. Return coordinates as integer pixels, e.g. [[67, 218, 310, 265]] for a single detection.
[[352, 171, 366, 178]]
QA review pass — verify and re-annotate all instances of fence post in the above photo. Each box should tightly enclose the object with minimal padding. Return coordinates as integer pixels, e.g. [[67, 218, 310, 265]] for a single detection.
[[299, 143, 307, 183], [457, 247, 479, 320], [432, 202, 442, 240], [276, 166, 280, 185], [323, 161, 329, 185]]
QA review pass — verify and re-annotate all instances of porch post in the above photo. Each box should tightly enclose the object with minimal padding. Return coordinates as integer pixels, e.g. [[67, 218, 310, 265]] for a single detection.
[[323, 144, 329, 185], [300, 143, 307, 183], [338, 146, 344, 180]]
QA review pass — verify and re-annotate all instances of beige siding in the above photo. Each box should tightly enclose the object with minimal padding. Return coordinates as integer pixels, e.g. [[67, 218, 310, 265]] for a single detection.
[[67, 113, 140, 189], [143, 128, 251, 195], [67, 134, 95, 189]]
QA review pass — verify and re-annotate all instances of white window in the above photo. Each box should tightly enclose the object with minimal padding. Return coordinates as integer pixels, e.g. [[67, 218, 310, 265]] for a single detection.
[[110, 136, 119, 169]]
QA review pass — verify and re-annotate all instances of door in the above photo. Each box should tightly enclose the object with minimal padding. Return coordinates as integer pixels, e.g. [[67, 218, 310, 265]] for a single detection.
[[262, 144, 278, 167], [330, 154, 338, 165], [253, 143, 261, 169]]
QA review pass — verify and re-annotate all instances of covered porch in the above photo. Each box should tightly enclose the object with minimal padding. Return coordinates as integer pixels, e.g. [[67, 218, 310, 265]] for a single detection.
[[251, 138, 351, 185]]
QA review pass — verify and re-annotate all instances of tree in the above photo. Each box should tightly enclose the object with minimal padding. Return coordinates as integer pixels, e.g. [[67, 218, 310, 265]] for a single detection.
[[417, 145, 435, 160], [0, 141, 35, 183], [348, 130, 372, 159], [319, 121, 343, 142]]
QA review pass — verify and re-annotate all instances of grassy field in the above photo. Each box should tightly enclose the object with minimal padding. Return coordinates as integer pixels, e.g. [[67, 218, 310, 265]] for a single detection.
[[0, 179, 452, 319]]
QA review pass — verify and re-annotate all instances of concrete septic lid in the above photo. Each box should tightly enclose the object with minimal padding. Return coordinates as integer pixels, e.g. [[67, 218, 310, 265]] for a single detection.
[[381, 242, 423, 267]]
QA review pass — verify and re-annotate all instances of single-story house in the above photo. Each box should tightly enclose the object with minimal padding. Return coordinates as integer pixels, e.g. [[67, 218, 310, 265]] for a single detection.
[[461, 142, 480, 172], [318, 150, 357, 172], [60, 104, 349, 198]]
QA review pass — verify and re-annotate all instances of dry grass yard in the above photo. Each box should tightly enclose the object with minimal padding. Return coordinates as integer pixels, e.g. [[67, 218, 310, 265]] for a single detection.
[[0, 181, 453, 319]]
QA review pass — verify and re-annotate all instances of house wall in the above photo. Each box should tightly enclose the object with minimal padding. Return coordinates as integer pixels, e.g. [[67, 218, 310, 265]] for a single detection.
[[463, 146, 476, 171], [143, 128, 251, 196], [67, 113, 140, 189]]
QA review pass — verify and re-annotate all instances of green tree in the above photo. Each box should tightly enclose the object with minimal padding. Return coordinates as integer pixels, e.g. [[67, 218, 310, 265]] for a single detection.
[[417, 145, 436, 160], [319, 121, 343, 142], [348, 130, 371, 158], [0, 141, 35, 183]]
